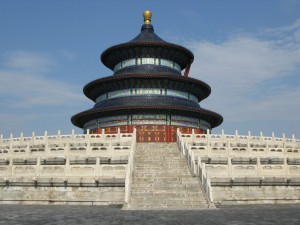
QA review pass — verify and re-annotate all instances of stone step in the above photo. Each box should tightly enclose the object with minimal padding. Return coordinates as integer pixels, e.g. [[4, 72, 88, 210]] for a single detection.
[[134, 158, 187, 161], [135, 153, 182, 155], [130, 143, 208, 209], [133, 169, 191, 173], [133, 168, 190, 172], [132, 178, 200, 185], [134, 165, 188, 169], [134, 164, 189, 167], [131, 200, 206, 205], [130, 200, 208, 208], [132, 173, 192, 178], [131, 186, 202, 192], [131, 192, 205, 198], [129, 205, 208, 209], [132, 176, 198, 182], [131, 184, 201, 189], [134, 162, 188, 166]]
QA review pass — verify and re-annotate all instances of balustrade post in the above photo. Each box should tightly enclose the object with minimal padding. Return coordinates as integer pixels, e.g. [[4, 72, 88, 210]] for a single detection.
[[284, 153, 288, 178], [257, 157, 262, 177], [101, 129, 105, 141], [37, 157, 41, 177], [117, 127, 121, 142], [133, 128, 137, 141], [9, 133, 13, 150], [9, 156, 13, 177], [57, 130, 61, 144], [235, 130, 239, 141], [260, 131, 263, 142], [96, 157, 100, 176], [247, 131, 251, 157], [192, 128, 195, 141], [44, 131, 48, 146], [20, 132, 24, 144], [202, 162, 206, 183]]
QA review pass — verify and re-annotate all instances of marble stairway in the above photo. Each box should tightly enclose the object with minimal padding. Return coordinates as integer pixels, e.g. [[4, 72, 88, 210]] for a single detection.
[[129, 143, 209, 209]]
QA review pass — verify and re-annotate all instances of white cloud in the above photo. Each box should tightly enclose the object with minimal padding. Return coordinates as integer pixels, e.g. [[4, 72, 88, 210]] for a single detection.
[[185, 20, 300, 124], [2, 51, 55, 73], [0, 51, 85, 108]]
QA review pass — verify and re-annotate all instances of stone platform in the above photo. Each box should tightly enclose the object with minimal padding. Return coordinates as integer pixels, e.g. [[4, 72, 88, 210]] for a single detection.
[[0, 204, 299, 225]]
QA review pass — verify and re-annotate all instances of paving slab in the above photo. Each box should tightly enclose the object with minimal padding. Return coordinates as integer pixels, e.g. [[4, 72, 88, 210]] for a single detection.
[[0, 204, 300, 225]]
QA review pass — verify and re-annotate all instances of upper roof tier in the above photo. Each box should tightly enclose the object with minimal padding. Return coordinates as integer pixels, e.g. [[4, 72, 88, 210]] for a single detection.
[[101, 11, 194, 72]]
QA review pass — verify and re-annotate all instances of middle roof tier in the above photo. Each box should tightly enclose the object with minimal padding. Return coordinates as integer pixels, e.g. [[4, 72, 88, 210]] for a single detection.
[[84, 74, 211, 102]]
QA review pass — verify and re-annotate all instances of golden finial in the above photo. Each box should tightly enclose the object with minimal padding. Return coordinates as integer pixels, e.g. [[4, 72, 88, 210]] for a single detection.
[[143, 10, 152, 24]]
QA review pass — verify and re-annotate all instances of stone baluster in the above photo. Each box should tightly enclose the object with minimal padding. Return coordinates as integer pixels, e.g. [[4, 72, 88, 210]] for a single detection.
[[86, 129, 90, 142], [108, 140, 113, 160], [43, 131, 48, 154], [133, 127, 137, 142], [206, 129, 211, 155], [65, 158, 70, 177], [257, 157, 262, 178], [228, 156, 233, 178], [9, 133, 13, 151], [57, 130, 61, 145], [37, 157, 41, 177], [19, 132, 24, 144], [283, 152, 288, 178], [260, 132, 263, 142], [235, 130, 239, 141], [31, 132, 35, 145], [71, 129, 75, 141], [101, 129, 105, 141], [86, 137, 91, 157], [117, 127, 121, 141], [221, 129, 225, 142], [247, 131, 251, 157]]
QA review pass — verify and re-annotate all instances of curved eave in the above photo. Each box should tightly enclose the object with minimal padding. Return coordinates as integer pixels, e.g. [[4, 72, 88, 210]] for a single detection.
[[71, 106, 223, 129], [83, 74, 211, 102], [100, 42, 194, 70]]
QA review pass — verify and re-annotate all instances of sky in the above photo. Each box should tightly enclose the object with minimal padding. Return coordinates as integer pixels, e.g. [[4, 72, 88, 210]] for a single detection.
[[0, 0, 299, 138]]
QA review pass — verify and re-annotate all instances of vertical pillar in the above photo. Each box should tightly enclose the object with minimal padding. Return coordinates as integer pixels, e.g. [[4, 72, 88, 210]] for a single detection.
[[257, 157, 262, 178], [166, 125, 170, 142], [228, 156, 232, 178], [247, 131, 251, 157], [221, 129, 225, 142], [9, 133, 13, 150], [260, 131, 263, 142], [71, 129, 75, 141], [235, 130, 239, 141]]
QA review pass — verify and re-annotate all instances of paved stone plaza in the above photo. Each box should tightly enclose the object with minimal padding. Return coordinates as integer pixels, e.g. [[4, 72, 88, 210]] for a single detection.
[[0, 204, 299, 225]]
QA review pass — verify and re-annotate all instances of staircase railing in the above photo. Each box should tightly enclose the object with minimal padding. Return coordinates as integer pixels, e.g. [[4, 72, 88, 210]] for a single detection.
[[177, 129, 214, 205], [124, 128, 137, 207]]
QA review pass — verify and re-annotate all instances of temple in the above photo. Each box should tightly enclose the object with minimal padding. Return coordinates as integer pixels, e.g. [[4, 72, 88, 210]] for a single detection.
[[0, 11, 298, 208], [71, 11, 223, 142]]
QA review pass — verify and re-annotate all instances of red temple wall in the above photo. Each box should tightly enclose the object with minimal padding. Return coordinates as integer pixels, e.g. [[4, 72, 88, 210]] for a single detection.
[[90, 125, 204, 142]]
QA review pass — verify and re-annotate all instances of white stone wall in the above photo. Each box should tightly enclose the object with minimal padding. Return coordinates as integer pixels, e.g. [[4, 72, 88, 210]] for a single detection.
[[0, 129, 136, 205], [177, 130, 300, 205]]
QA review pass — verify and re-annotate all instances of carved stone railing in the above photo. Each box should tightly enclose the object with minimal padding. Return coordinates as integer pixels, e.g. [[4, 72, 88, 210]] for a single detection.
[[177, 129, 300, 204], [177, 131, 214, 205], [0, 129, 136, 188], [124, 128, 137, 207]]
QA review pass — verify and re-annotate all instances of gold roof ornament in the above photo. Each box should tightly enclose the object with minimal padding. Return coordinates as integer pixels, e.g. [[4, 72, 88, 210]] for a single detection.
[[143, 10, 152, 24]]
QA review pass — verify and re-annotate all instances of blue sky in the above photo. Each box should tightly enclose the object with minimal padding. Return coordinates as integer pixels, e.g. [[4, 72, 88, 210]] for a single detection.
[[0, 0, 299, 138]]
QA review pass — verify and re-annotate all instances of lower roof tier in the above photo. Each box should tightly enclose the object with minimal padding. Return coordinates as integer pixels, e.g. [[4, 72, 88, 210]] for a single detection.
[[71, 106, 223, 129], [94, 96, 200, 110], [83, 74, 211, 102]]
